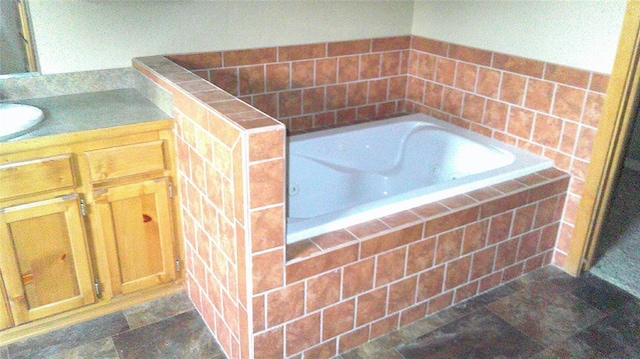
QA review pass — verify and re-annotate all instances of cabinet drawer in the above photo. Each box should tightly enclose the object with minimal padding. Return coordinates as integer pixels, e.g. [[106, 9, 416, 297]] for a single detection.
[[85, 140, 166, 183], [0, 155, 75, 201]]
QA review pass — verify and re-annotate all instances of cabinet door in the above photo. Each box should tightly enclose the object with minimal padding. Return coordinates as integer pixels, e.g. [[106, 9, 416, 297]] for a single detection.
[[93, 178, 176, 296], [0, 194, 95, 325]]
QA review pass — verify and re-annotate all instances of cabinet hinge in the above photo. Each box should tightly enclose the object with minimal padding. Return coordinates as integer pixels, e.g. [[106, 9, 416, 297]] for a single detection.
[[175, 258, 181, 272], [80, 199, 87, 216], [169, 181, 174, 198], [94, 280, 101, 298]]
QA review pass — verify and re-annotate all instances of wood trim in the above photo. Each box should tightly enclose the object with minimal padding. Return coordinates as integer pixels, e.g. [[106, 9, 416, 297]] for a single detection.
[[565, 0, 640, 275]]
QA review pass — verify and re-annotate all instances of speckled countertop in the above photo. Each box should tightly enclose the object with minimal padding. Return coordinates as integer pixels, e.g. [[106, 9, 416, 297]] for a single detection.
[[4, 88, 171, 142]]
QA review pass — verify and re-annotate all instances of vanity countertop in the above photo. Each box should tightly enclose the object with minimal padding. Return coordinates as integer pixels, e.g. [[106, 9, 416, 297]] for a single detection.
[[4, 88, 171, 142]]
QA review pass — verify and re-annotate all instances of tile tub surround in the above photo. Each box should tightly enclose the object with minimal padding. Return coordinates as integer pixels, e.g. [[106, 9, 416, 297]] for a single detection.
[[166, 35, 608, 267], [133, 34, 596, 358]]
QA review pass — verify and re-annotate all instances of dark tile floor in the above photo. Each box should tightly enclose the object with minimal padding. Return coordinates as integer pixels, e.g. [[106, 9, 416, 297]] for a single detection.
[[1, 266, 638, 358]]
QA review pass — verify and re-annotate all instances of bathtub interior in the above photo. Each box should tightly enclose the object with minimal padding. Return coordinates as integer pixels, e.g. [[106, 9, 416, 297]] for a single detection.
[[286, 114, 554, 243]]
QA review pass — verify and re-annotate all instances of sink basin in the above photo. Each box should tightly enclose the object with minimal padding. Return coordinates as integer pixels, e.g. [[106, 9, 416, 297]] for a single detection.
[[0, 103, 45, 141]]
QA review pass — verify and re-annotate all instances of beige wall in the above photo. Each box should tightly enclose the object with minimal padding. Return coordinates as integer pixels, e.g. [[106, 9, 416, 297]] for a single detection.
[[411, 0, 627, 74], [29, 1, 414, 74]]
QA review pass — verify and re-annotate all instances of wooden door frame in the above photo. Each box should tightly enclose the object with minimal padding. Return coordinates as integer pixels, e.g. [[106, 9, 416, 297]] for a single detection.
[[565, 0, 640, 275]]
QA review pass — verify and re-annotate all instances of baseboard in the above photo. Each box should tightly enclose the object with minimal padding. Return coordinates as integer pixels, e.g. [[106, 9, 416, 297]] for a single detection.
[[624, 158, 640, 172]]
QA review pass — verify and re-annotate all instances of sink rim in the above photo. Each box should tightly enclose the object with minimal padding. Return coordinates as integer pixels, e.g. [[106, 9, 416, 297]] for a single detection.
[[0, 103, 45, 141]]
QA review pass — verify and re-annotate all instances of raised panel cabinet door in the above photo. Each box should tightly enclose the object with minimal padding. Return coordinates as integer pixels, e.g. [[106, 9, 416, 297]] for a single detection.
[[0, 194, 95, 325], [93, 178, 176, 296]]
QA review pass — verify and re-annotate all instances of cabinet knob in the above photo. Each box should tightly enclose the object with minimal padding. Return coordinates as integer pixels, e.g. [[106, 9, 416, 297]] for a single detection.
[[142, 214, 152, 223]]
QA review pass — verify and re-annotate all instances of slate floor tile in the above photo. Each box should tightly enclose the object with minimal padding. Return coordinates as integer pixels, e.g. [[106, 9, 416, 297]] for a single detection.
[[396, 308, 543, 359], [123, 291, 194, 329], [487, 281, 605, 345], [3, 312, 129, 359], [44, 338, 119, 359], [112, 309, 223, 359]]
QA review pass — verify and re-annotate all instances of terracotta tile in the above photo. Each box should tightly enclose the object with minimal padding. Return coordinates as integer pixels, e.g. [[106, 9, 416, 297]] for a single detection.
[[487, 211, 514, 244], [357, 105, 376, 120], [373, 36, 410, 51], [328, 39, 371, 56], [381, 51, 402, 77], [313, 112, 336, 127], [442, 88, 464, 115], [174, 91, 209, 128], [379, 211, 421, 228], [407, 77, 425, 103], [532, 114, 562, 148], [428, 291, 454, 314], [411, 37, 448, 56], [360, 53, 381, 79], [347, 81, 368, 107], [316, 58, 337, 85], [303, 339, 337, 359], [590, 73, 609, 93], [415, 53, 437, 80], [210, 68, 239, 95], [524, 78, 554, 113], [291, 60, 314, 88], [306, 270, 341, 313], [192, 89, 234, 104], [266, 283, 304, 327], [370, 314, 399, 340], [252, 249, 284, 294], [559, 121, 579, 155], [493, 53, 544, 78], [424, 207, 479, 237], [540, 223, 560, 251], [477, 67, 501, 98], [342, 258, 375, 298], [286, 239, 321, 260], [444, 255, 471, 290], [517, 230, 541, 261], [534, 196, 560, 229], [407, 237, 436, 274], [400, 302, 428, 326], [286, 244, 358, 283], [435, 228, 463, 264], [253, 295, 266, 332], [368, 78, 388, 103], [254, 326, 283, 358], [302, 87, 325, 114], [249, 129, 284, 162], [238, 65, 265, 95], [455, 62, 478, 91], [338, 326, 369, 353], [582, 92, 604, 127], [356, 287, 387, 326], [502, 262, 524, 282], [279, 43, 326, 61], [210, 99, 257, 118], [336, 108, 357, 124], [479, 272, 502, 293], [462, 220, 489, 254], [483, 100, 508, 131], [494, 238, 519, 270], [360, 224, 423, 258], [467, 187, 501, 202], [223, 47, 277, 66], [322, 299, 356, 340], [480, 191, 528, 219], [552, 85, 586, 121], [338, 55, 359, 82], [266, 63, 290, 91], [574, 125, 597, 160], [545, 64, 590, 88], [311, 230, 358, 250], [417, 265, 445, 301], [326, 84, 347, 110], [507, 107, 534, 139], [455, 280, 479, 303], [250, 206, 284, 252], [512, 204, 536, 236], [470, 246, 496, 280], [167, 52, 222, 69], [375, 247, 407, 286], [500, 72, 526, 105], [286, 313, 321, 356], [279, 90, 302, 117], [411, 202, 450, 219], [449, 44, 492, 66], [248, 159, 284, 210], [423, 81, 444, 109], [388, 277, 418, 313], [435, 58, 456, 86]]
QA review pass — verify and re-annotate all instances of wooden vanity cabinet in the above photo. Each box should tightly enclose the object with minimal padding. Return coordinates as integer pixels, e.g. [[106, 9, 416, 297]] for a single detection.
[[0, 121, 182, 338]]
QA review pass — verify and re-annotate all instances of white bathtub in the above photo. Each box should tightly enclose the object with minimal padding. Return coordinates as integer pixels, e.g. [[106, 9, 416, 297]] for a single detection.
[[286, 113, 553, 243]]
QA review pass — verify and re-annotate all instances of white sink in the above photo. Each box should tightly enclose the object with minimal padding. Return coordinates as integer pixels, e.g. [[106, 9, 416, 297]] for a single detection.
[[0, 103, 44, 141]]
